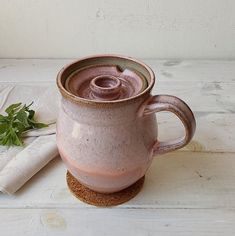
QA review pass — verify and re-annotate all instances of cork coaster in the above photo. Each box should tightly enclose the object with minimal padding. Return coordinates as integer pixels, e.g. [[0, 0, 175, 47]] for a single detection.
[[66, 171, 145, 207]]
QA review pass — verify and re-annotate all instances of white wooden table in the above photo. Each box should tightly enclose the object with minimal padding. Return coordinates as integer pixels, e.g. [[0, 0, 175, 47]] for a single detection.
[[0, 59, 235, 235]]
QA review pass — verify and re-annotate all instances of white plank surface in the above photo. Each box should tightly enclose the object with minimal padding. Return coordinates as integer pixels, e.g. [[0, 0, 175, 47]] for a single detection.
[[1, 209, 235, 236], [0, 59, 235, 235]]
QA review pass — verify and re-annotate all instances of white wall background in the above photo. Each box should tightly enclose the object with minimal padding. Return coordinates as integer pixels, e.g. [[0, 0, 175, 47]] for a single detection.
[[0, 0, 235, 59]]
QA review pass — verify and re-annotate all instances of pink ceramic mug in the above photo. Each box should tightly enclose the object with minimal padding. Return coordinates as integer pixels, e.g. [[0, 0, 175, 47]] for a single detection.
[[56, 55, 196, 193]]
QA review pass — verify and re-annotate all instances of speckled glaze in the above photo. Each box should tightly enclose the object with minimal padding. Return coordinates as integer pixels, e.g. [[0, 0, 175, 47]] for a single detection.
[[56, 55, 196, 193]]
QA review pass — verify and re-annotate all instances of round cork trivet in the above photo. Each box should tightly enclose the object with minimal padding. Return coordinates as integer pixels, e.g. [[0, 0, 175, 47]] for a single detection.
[[66, 171, 145, 207]]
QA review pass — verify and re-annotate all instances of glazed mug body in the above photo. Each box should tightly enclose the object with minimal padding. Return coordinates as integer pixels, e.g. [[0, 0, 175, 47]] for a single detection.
[[56, 55, 196, 193], [57, 96, 156, 193]]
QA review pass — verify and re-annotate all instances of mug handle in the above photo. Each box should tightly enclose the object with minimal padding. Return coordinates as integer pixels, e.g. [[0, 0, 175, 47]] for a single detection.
[[138, 95, 196, 155]]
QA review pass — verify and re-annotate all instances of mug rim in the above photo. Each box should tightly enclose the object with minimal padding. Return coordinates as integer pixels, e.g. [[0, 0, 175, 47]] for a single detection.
[[56, 54, 155, 106]]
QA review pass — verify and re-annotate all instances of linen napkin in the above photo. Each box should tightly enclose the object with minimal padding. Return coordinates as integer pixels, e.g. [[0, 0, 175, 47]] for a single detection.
[[0, 85, 59, 194]]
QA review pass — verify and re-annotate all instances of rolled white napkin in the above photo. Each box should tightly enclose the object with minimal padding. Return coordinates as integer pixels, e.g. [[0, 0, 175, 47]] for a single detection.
[[0, 85, 59, 194], [0, 135, 58, 194]]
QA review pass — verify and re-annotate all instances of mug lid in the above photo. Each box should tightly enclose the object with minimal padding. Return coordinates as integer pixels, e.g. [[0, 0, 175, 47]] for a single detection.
[[57, 55, 155, 105], [65, 64, 148, 101]]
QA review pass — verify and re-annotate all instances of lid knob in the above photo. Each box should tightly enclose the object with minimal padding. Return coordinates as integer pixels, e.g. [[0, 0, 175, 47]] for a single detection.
[[90, 75, 122, 100]]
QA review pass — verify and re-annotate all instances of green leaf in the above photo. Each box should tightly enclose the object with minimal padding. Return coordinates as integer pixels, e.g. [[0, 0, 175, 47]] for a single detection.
[[10, 128, 23, 146], [0, 123, 8, 134], [28, 110, 35, 119], [31, 122, 48, 129], [0, 114, 6, 122], [15, 109, 30, 128], [28, 118, 48, 128], [5, 103, 22, 115], [0, 102, 48, 146]]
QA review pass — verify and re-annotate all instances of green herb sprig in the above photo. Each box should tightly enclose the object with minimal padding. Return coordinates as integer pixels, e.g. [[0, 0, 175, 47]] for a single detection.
[[0, 102, 48, 146]]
